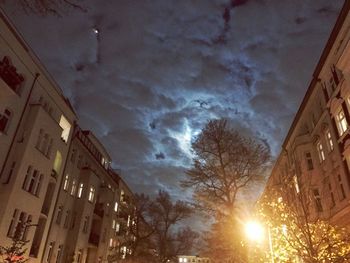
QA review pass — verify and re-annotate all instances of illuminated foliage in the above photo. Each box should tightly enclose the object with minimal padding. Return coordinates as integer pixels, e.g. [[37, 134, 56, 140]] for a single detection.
[[258, 188, 350, 263]]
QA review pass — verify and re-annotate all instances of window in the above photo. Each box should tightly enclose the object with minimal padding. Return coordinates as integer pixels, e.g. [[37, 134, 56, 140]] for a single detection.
[[34, 174, 43, 196], [305, 152, 313, 170], [317, 142, 325, 162], [59, 115, 71, 143], [325, 130, 334, 151], [70, 180, 77, 196], [63, 174, 69, 191], [56, 245, 63, 263], [313, 189, 323, 212], [56, 206, 63, 224], [88, 186, 95, 202], [293, 175, 300, 193], [83, 216, 89, 233], [11, 211, 27, 240], [63, 211, 70, 228], [114, 202, 118, 212], [338, 175, 346, 200], [109, 238, 113, 248], [0, 108, 11, 133], [53, 151, 62, 174], [76, 250, 82, 263], [22, 167, 42, 196], [329, 183, 335, 208], [46, 138, 53, 157], [112, 219, 116, 229], [77, 183, 84, 198], [3, 161, 16, 184], [7, 209, 19, 237], [41, 133, 49, 154], [36, 129, 44, 149], [120, 190, 125, 202], [70, 149, 76, 163], [77, 155, 83, 169], [336, 108, 348, 136], [46, 242, 55, 263], [115, 223, 120, 233], [70, 212, 76, 229]]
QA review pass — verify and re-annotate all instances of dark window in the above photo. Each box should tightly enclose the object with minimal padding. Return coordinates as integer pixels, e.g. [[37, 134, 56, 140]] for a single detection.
[[0, 108, 11, 133], [313, 189, 323, 212], [305, 152, 313, 170]]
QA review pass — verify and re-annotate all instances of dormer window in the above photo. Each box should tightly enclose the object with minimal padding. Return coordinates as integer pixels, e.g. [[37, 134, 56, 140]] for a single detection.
[[336, 108, 348, 136]]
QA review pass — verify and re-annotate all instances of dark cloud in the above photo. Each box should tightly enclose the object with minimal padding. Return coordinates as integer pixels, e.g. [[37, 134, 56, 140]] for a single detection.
[[1, 0, 343, 202]]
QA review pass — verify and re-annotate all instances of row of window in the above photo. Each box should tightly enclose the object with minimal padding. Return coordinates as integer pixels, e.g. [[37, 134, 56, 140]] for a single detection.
[[312, 175, 347, 213], [62, 174, 96, 202], [55, 206, 90, 233]]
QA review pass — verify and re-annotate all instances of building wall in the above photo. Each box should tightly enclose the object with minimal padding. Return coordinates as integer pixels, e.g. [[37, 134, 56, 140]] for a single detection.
[[265, 1, 350, 227], [0, 10, 135, 263]]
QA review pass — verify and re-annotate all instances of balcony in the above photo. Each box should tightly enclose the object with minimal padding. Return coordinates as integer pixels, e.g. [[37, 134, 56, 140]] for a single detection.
[[88, 233, 100, 246]]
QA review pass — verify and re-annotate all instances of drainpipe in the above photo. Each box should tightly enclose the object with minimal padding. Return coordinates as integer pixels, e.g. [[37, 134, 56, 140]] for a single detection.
[[0, 72, 40, 178]]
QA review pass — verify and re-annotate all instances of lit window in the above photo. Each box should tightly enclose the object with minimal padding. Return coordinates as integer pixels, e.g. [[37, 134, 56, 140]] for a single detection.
[[317, 142, 325, 162], [0, 108, 12, 133], [114, 202, 118, 212], [179, 258, 183, 263], [109, 238, 113, 247], [70, 180, 77, 196], [112, 219, 116, 229], [63, 174, 69, 191], [184, 259, 188, 263], [115, 223, 120, 233], [59, 115, 71, 143], [336, 108, 348, 136], [53, 151, 62, 174], [77, 183, 84, 198], [88, 186, 95, 202], [325, 130, 334, 151], [293, 175, 300, 193]]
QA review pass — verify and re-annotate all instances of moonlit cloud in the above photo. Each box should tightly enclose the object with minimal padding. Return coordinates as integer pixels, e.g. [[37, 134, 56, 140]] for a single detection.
[[1, 0, 343, 201]]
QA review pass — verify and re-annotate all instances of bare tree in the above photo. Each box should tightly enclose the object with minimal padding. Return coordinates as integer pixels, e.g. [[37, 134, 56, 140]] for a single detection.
[[116, 191, 197, 263], [182, 118, 270, 216], [0, 0, 86, 16]]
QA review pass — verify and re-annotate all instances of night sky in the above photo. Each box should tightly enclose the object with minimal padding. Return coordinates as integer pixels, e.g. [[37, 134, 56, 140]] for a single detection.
[[2, 0, 344, 202]]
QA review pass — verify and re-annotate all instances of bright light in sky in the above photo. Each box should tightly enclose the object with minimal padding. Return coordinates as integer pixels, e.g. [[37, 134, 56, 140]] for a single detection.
[[172, 118, 193, 158], [93, 28, 99, 34], [245, 221, 264, 242]]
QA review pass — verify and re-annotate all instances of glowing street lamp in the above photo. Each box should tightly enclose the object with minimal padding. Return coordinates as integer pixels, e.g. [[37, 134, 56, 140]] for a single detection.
[[244, 221, 274, 263], [245, 221, 264, 242]]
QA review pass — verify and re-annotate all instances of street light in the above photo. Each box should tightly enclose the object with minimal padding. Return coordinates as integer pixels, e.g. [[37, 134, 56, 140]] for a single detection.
[[245, 221, 264, 242], [244, 221, 274, 263]]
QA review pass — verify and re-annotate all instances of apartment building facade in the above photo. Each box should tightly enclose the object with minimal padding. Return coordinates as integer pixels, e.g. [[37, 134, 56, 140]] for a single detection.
[[265, 1, 350, 227], [0, 10, 135, 263]]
